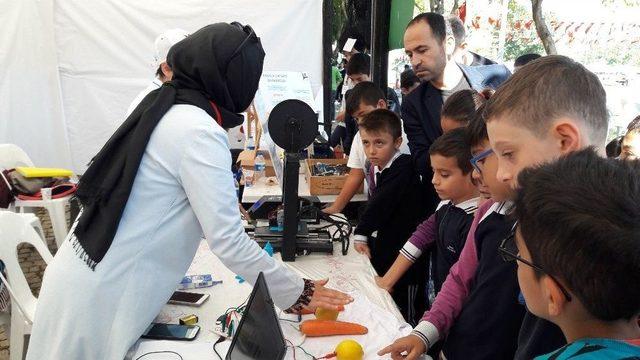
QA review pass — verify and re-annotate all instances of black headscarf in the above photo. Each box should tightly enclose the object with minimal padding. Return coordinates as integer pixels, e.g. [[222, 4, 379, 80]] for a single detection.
[[72, 22, 265, 270]]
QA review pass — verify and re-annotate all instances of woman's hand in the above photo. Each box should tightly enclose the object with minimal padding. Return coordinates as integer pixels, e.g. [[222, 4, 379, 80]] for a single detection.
[[307, 279, 353, 311]]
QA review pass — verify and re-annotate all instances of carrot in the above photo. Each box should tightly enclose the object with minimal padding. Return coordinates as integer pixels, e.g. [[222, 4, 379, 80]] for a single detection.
[[299, 320, 368, 337], [299, 305, 345, 315]]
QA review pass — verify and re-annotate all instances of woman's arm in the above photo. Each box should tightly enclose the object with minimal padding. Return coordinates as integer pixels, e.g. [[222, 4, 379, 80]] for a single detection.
[[178, 126, 351, 311]]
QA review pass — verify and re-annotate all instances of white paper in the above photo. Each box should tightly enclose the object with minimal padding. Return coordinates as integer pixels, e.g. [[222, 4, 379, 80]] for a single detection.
[[343, 37, 357, 52]]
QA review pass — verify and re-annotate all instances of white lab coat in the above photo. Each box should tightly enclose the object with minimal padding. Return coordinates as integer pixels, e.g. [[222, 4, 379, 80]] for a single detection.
[[125, 78, 163, 118], [26, 104, 303, 360]]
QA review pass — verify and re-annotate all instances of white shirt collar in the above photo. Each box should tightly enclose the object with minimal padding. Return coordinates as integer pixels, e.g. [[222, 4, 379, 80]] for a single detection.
[[452, 197, 481, 214], [374, 151, 401, 175], [480, 200, 514, 222]]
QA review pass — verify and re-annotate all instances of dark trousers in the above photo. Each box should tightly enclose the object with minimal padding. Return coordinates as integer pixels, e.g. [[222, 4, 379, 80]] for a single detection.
[[391, 280, 427, 327]]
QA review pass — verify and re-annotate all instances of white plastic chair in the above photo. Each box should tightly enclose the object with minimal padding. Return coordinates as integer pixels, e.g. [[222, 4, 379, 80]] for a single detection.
[[0, 212, 54, 360], [0, 144, 73, 248]]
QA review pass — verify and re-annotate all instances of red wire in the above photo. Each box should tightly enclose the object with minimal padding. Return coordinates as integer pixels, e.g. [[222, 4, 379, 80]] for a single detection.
[[285, 339, 297, 360]]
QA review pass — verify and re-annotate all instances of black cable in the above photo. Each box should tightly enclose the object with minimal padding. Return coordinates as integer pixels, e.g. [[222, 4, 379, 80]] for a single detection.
[[213, 335, 226, 360], [135, 351, 183, 360], [318, 212, 352, 255]]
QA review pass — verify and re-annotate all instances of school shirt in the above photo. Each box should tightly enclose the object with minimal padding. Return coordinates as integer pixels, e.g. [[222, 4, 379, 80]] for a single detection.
[[410, 200, 500, 347], [26, 104, 304, 360], [441, 201, 525, 359], [400, 198, 479, 265], [535, 338, 640, 359], [430, 200, 477, 295]]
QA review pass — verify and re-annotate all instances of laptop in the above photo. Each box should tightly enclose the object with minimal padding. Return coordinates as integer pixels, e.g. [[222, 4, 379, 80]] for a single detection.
[[226, 272, 286, 360]]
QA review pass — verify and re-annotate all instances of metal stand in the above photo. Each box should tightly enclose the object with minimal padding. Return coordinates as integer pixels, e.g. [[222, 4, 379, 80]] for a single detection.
[[281, 153, 300, 261], [267, 99, 318, 262]]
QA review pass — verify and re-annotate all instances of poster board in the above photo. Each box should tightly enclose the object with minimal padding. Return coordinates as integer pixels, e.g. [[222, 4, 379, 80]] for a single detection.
[[252, 71, 319, 186]]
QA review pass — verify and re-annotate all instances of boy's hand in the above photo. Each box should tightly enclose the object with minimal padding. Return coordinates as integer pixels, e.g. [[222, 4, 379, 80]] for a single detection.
[[375, 276, 393, 293], [378, 334, 427, 360], [354, 242, 371, 258]]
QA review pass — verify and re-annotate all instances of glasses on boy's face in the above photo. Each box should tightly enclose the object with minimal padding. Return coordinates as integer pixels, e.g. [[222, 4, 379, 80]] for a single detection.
[[499, 223, 573, 302], [470, 148, 494, 174]]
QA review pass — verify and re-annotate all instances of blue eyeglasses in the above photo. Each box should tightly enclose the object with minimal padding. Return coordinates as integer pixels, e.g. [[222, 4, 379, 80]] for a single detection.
[[470, 148, 494, 174]]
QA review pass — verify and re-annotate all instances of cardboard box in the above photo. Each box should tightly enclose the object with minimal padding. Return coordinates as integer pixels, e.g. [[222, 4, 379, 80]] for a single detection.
[[305, 159, 362, 195], [237, 150, 276, 177]]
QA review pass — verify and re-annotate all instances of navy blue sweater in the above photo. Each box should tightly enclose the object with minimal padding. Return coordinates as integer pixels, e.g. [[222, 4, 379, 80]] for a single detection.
[[442, 203, 525, 359]]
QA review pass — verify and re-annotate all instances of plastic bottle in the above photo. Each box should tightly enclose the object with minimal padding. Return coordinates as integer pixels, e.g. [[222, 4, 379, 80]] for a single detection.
[[254, 154, 266, 182], [234, 176, 240, 200], [246, 136, 255, 150]]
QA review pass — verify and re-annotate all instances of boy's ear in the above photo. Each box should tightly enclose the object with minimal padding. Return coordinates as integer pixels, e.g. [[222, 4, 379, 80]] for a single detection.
[[394, 136, 403, 149], [376, 99, 387, 109], [542, 276, 569, 317], [552, 118, 583, 155]]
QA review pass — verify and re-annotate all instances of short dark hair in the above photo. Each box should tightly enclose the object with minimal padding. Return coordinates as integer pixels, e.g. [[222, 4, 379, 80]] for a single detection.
[[627, 114, 640, 132], [605, 136, 623, 158], [447, 15, 466, 48], [400, 69, 420, 89], [514, 53, 542, 67], [466, 103, 489, 148], [346, 82, 385, 116], [407, 12, 452, 44], [429, 128, 473, 174], [441, 89, 486, 126], [484, 55, 608, 146], [346, 53, 370, 76], [359, 109, 402, 140], [514, 148, 640, 322]]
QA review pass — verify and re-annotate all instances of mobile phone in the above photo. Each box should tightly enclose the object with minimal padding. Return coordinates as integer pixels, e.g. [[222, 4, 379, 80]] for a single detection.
[[141, 323, 200, 341], [168, 291, 210, 306]]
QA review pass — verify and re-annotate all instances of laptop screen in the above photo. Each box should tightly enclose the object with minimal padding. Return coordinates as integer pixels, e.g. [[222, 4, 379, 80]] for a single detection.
[[226, 272, 286, 360]]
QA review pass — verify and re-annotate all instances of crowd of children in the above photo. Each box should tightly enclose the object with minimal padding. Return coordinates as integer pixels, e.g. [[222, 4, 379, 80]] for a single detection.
[[329, 12, 639, 359]]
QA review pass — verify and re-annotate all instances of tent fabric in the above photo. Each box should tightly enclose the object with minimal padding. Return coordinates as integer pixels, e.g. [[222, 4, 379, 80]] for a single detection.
[[0, 0, 73, 170], [2, 0, 322, 173]]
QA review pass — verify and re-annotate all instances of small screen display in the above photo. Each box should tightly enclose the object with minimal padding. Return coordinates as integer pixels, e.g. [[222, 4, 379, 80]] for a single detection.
[[144, 324, 193, 339], [170, 291, 205, 303]]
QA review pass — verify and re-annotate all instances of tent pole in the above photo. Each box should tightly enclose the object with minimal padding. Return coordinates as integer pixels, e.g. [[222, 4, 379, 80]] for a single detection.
[[371, 0, 391, 91], [322, 0, 333, 137]]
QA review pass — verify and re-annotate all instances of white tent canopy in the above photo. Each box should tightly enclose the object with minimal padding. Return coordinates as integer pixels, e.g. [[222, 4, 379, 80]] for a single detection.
[[1, 0, 323, 172]]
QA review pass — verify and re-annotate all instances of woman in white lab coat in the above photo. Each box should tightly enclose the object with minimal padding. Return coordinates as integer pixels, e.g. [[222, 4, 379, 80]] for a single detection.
[[26, 23, 352, 360]]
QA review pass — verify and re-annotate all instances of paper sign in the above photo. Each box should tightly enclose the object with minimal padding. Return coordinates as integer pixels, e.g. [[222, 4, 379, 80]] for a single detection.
[[343, 38, 357, 52]]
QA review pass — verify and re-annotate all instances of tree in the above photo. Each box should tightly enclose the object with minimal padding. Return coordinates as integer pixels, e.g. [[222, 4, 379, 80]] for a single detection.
[[334, 0, 371, 54], [503, 0, 544, 60], [430, 0, 445, 13], [531, 0, 557, 54]]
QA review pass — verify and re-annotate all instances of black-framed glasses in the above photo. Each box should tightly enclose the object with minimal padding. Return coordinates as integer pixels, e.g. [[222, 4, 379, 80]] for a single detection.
[[470, 148, 494, 174], [499, 223, 573, 302]]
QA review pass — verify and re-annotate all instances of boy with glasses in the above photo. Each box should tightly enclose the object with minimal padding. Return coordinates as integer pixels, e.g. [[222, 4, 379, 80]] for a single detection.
[[506, 149, 640, 359], [380, 106, 525, 359]]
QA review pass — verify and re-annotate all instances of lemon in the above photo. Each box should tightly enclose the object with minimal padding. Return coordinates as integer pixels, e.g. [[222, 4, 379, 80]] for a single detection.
[[335, 339, 364, 360], [314, 307, 339, 321]]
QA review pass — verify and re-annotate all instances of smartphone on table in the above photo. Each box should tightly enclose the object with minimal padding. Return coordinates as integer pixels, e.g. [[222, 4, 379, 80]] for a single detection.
[[141, 323, 200, 341], [168, 291, 209, 306]]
